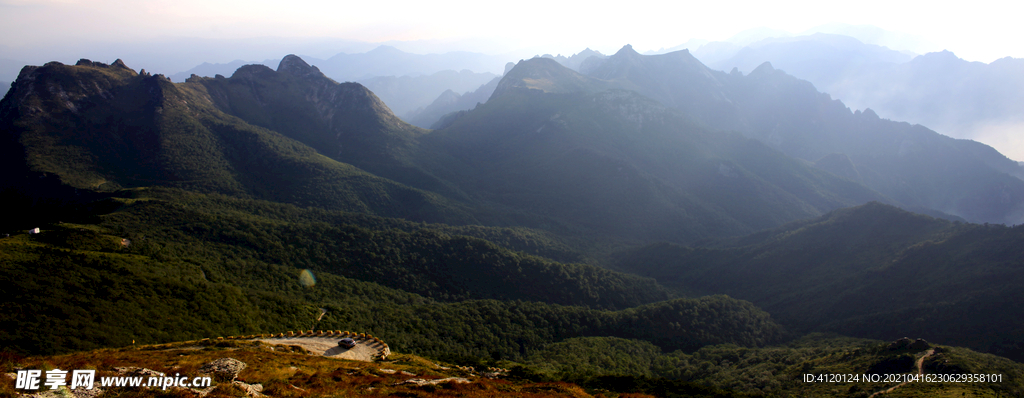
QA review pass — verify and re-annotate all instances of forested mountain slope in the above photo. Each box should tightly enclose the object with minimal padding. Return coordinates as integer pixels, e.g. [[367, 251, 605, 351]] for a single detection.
[[421, 57, 888, 242], [0, 188, 785, 360], [615, 202, 1024, 360], [583, 45, 1024, 224], [0, 58, 474, 224]]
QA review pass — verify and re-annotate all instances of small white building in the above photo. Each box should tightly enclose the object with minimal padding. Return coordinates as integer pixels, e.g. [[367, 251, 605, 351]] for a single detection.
[[28, 228, 40, 234]]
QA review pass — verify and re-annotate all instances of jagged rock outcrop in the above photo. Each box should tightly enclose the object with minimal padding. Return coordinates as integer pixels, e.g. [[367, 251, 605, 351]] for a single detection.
[[198, 358, 247, 381], [231, 380, 265, 397], [276, 53, 397, 120], [197, 54, 421, 168], [277, 54, 327, 80]]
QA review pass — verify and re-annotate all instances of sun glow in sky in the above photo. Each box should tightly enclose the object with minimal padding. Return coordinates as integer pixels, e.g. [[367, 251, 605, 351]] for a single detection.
[[1, 0, 1021, 63]]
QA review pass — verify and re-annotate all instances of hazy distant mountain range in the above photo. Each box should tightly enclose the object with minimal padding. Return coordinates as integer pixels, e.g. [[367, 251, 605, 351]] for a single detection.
[[694, 33, 1024, 160], [313, 45, 507, 81], [166, 45, 506, 83], [580, 45, 1024, 224], [67, 34, 1024, 162], [168, 59, 277, 82], [404, 76, 502, 128], [163, 46, 610, 129], [0, 56, 886, 241], [539, 48, 607, 72], [166, 46, 504, 120], [359, 70, 497, 117], [405, 50, 610, 129], [698, 33, 913, 85]]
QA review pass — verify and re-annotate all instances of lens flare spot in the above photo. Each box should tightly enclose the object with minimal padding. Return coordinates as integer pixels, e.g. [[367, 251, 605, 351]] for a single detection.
[[299, 269, 316, 287]]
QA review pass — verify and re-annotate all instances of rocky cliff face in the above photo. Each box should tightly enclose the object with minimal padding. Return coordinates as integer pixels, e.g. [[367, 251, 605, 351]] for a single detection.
[[0, 59, 183, 190], [491, 57, 606, 99], [277, 54, 401, 129], [0, 57, 469, 221], [192, 54, 424, 170]]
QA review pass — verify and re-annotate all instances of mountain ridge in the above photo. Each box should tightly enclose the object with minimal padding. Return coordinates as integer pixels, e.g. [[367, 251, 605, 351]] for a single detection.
[[423, 57, 891, 242], [614, 201, 1024, 360], [0, 57, 476, 224], [580, 45, 1024, 225], [700, 33, 1024, 161]]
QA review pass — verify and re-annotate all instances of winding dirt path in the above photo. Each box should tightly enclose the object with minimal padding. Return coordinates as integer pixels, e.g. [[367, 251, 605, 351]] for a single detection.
[[868, 348, 935, 398]]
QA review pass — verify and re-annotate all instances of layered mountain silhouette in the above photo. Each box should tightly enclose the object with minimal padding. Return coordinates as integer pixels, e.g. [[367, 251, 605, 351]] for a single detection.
[[5, 53, 1022, 237], [3, 54, 893, 245], [823, 51, 1024, 154], [539, 48, 607, 72], [168, 47, 506, 128], [701, 34, 1024, 161], [419, 57, 886, 242], [360, 69, 497, 117], [310, 45, 506, 82], [8, 49, 1022, 239], [700, 33, 913, 86], [167, 59, 276, 82], [405, 76, 501, 129], [580, 45, 1024, 224]]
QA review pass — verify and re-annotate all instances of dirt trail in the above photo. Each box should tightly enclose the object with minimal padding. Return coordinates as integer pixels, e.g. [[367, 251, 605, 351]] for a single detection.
[[868, 348, 935, 398], [256, 336, 385, 362]]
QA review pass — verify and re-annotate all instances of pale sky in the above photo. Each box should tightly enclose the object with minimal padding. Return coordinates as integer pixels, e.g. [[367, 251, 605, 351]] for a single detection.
[[1, 0, 1021, 63]]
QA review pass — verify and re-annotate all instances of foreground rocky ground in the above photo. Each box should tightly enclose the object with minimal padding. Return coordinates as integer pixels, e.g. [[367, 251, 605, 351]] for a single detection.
[[0, 340, 644, 398], [3, 337, 1022, 398]]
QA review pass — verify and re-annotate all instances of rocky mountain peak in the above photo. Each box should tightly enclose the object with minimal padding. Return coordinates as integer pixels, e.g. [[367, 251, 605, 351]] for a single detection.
[[368, 45, 404, 55], [435, 89, 461, 105], [111, 59, 132, 70], [491, 57, 597, 99], [586, 44, 648, 77], [75, 59, 103, 67], [749, 61, 776, 76], [278, 54, 326, 80], [613, 44, 640, 58], [70, 59, 137, 75]]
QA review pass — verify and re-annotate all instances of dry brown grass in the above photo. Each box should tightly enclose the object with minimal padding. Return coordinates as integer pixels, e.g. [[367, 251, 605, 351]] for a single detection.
[[3, 341, 629, 398]]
